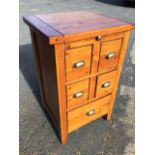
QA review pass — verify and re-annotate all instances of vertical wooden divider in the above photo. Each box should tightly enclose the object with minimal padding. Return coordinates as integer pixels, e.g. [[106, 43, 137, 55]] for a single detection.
[[89, 42, 101, 100], [55, 44, 68, 144]]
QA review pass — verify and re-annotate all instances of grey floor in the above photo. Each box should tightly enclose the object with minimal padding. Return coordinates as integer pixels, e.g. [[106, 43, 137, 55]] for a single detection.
[[19, 0, 135, 155]]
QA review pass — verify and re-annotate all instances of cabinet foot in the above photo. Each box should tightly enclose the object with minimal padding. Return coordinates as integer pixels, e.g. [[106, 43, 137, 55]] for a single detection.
[[102, 113, 112, 121], [60, 135, 68, 144]]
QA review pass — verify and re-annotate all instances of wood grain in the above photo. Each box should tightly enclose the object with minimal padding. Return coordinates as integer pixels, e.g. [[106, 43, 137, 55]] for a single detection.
[[55, 44, 68, 144], [88, 42, 100, 100], [23, 11, 134, 44], [98, 38, 123, 72], [68, 95, 111, 133], [23, 11, 134, 144], [36, 11, 132, 35], [107, 31, 131, 120], [65, 46, 92, 81], [23, 16, 62, 37], [95, 70, 117, 98], [67, 79, 89, 109], [30, 29, 64, 139]]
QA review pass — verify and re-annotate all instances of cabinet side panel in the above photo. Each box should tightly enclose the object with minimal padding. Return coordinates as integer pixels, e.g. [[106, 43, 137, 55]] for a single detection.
[[30, 30, 47, 107], [30, 29, 61, 133]]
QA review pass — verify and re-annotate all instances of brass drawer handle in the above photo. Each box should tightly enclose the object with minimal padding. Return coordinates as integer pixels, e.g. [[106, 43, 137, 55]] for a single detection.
[[106, 52, 115, 59], [96, 35, 103, 41], [101, 81, 110, 88], [87, 109, 95, 116], [73, 91, 84, 99], [73, 60, 85, 68]]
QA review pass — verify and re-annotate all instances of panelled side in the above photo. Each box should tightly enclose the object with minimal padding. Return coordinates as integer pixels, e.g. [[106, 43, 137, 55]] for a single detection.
[[30, 29, 63, 139]]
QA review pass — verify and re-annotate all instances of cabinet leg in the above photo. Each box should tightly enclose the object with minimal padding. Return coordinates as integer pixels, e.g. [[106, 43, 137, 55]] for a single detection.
[[107, 113, 112, 120], [60, 134, 68, 144], [102, 113, 112, 121]]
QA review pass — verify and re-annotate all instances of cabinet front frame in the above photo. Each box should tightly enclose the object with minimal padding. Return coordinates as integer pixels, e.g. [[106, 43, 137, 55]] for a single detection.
[[54, 31, 131, 141], [64, 31, 129, 110]]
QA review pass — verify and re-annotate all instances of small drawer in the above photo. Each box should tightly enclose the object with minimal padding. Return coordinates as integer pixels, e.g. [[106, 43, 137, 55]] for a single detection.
[[65, 46, 92, 81], [98, 39, 123, 73], [67, 79, 89, 110], [95, 71, 117, 98], [68, 95, 111, 133]]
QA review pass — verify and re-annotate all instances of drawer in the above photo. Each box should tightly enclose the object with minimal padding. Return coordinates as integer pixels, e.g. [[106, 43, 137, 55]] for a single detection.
[[98, 39, 123, 73], [65, 46, 92, 81], [67, 79, 89, 110], [68, 95, 111, 133], [95, 71, 117, 98]]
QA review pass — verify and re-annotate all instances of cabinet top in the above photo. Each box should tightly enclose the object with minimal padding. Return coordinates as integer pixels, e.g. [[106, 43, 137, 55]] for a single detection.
[[23, 11, 134, 44]]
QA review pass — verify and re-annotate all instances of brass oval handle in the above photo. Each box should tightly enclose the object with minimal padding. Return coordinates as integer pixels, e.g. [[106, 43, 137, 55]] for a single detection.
[[106, 52, 115, 59], [101, 81, 110, 88], [73, 91, 83, 99], [73, 60, 85, 68], [87, 109, 95, 116], [96, 35, 103, 41]]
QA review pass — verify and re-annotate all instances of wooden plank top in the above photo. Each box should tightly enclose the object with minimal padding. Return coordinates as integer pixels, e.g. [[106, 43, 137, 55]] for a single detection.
[[36, 11, 133, 35], [23, 11, 134, 44], [23, 16, 62, 37]]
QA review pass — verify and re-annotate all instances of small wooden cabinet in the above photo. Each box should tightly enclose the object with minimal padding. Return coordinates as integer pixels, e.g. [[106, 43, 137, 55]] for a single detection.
[[23, 11, 134, 144]]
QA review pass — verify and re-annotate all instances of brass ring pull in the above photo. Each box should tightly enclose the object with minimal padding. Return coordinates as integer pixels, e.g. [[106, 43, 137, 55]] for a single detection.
[[73, 60, 85, 68], [87, 109, 95, 116], [101, 81, 110, 88], [73, 91, 83, 99], [106, 52, 115, 59]]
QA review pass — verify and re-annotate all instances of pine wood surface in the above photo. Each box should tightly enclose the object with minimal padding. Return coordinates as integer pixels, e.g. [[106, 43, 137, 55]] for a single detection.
[[36, 11, 131, 35], [68, 95, 111, 133], [23, 11, 134, 144]]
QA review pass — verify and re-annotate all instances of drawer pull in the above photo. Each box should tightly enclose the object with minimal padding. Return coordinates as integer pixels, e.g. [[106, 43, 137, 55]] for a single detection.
[[96, 35, 103, 41], [101, 81, 110, 88], [87, 109, 95, 116], [106, 52, 115, 59], [73, 91, 84, 99], [73, 60, 85, 68]]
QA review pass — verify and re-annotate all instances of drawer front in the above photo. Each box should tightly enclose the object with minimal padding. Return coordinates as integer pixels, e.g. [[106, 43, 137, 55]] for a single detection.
[[95, 71, 117, 98], [68, 95, 111, 133], [98, 39, 123, 73], [65, 46, 92, 81], [67, 79, 89, 109]]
